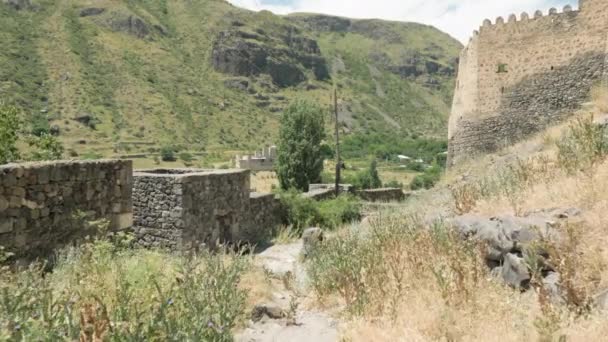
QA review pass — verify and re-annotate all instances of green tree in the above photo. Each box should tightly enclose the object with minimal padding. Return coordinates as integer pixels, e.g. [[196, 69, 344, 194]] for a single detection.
[[354, 159, 383, 189], [160, 145, 177, 162], [28, 134, 64, 161], [276, 100, 326, 191], [0, 103, 22, 164]]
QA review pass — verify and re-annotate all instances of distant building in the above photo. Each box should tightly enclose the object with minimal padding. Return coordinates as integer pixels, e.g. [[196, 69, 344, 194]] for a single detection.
[[397, 155, 412, 163], [235, 145, 277, 171]]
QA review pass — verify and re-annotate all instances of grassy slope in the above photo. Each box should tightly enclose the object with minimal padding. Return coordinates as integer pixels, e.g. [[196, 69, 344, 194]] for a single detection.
[[0, 0, 461, 159]]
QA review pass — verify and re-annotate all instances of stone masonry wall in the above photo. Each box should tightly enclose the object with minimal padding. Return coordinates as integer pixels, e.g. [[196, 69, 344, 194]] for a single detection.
[[133, 169, 280, 250], [0, 160, 133, 259], [449, 1, 608, 165]]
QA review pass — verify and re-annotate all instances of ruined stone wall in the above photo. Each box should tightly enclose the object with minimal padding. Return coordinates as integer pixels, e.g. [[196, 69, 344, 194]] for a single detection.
[[449, 1, 608, 165], [243, 193, 283, 241], [0, 160, 133, 258], [133, 169, 280, 250]]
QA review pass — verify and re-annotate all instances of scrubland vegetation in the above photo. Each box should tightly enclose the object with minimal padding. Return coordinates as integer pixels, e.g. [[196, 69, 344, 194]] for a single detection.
[[304, 93, 608, 341]]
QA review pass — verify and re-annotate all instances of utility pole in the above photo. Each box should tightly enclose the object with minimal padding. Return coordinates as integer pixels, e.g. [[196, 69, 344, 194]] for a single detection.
[[334, 87, 341, 197]]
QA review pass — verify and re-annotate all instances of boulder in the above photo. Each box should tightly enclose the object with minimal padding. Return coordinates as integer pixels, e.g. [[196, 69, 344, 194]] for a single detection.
[[224, 78, 249, 91], [302, 227, 324, 257], [502, 253, 530, 289], [251, 304, 287, 322]]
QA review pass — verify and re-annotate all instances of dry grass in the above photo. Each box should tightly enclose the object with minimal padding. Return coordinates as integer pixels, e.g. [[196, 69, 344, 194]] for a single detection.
[[251, 171, 279, 192], [308, 92, 608, 341]]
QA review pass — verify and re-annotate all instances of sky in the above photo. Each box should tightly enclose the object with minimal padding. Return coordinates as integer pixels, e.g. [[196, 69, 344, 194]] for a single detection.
[[227, 0, 575, 43]]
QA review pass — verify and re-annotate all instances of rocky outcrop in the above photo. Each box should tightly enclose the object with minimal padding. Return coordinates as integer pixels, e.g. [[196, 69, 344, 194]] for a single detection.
[[3, 0, 31, 10], [211, 25, 329, 88], [79, 7, 105, 17], [107, 14, 150, 39], [450, 208, 582, 299]]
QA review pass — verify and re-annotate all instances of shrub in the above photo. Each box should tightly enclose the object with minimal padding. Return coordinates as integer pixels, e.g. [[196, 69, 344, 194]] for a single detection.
[[160, 146, 177, 162], [30, 112, 50, 137], [353, 160, 382, 190], [410, 165, 442, 190], [384, 180, 404, 189], [277, 189, 323, 233], [276, 99, 326, 191], [557, 115, 608, 173], [28, 134, 64, 161], [317, 195, 362, 230], [0, 103, 21, 164], [278, 191, 362, 232], [179, 152, 194, 163]]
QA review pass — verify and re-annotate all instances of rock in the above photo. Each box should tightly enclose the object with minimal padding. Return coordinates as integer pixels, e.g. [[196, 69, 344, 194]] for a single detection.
[[3, 0, 31, 10], [50, 125, 60, 136], [302, 228, 324, 257], [502, 253, 530, 289], [594, 289, 608, 311], [107, 15, 150, 39], [451, 214, 558, 262], [543, 271, 563, 304], [251, 304, 287, 322], [79, 7, 105, 17]]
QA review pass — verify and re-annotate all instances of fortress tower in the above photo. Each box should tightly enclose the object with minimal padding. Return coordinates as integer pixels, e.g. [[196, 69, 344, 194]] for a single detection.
[[448, 0, 608, 165]]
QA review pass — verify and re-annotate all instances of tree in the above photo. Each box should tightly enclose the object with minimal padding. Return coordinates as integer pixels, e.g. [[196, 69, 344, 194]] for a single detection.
[[276, 99, 326, 191], [28, 134, 64, 161], [0, 103, 22, 164], [354, 159, 383, 189], [160, 146, 177, 162]]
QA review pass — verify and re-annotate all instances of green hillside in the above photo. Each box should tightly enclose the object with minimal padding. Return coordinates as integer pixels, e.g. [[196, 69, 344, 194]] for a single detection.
[[0, 0, 462, 158]]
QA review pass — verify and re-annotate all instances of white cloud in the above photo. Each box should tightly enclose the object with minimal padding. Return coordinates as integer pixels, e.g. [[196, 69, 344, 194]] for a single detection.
[[227, 0, 574, 43]]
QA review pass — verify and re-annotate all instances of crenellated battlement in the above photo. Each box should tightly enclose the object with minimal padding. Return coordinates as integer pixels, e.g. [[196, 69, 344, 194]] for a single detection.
[[472, 4, 578, 38]]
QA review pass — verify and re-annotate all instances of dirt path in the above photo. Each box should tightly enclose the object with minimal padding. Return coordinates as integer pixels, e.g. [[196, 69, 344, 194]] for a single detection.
[[235, 242, 341, 342]]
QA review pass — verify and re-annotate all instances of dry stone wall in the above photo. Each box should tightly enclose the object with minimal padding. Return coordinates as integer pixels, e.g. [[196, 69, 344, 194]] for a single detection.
[[0, 160, 133, 259], [133, 169, 280, 250], [449, 0, 608, 165]]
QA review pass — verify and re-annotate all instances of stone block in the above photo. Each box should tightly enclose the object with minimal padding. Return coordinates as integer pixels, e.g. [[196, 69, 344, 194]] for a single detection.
[[0, 219, 13, 234]]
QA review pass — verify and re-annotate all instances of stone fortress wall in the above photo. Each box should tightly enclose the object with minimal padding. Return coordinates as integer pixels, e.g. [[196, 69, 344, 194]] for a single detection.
[[0, 160, 133, 259], [449, 0, 608, 165]]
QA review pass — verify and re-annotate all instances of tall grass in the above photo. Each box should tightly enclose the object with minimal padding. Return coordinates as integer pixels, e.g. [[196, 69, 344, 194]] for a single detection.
[[0, 238, 249, 341]]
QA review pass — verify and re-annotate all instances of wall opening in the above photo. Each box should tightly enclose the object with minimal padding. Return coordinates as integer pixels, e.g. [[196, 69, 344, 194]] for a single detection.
[[497, 63, 508, 73]]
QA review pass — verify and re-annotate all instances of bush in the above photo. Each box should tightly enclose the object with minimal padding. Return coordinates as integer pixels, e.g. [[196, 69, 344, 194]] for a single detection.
[[317, 195, 362, 230], [28, 134, 64, 161], [179, 152, 194, 162], [557, 115, 608, 173], [160, 146, 177, 162], [0, 239, 248, 341], [384, 180, 404, 189], [276, 99, 326, 191], [353, 160, 382, 190], [278, 190, 323, 233], [410, 165, 442, 190], [30, 112, 50, 137], [0, 103, 21, 164], [278, 191, 362, 232]]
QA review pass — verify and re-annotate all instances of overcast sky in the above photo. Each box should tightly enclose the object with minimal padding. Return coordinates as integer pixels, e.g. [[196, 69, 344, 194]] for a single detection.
[[227, 0, 575, 43]]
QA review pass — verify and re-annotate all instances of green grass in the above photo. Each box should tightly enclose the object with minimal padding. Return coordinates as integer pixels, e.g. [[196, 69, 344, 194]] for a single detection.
[[0, 238, 249, 341]]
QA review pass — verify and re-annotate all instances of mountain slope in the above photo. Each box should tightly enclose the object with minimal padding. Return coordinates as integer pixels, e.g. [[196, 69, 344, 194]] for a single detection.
[[0, 0, 462, 157]]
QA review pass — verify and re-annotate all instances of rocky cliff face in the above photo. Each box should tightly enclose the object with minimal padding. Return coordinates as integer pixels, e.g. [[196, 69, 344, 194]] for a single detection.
[[211, 21, 329, 87]]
